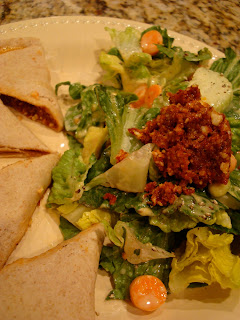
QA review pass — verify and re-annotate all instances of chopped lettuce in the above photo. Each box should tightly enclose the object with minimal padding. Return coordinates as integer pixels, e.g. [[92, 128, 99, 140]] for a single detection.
[[85, 146, 112, 183], [59, 216, 80, 240], [76, 209, 112, 230], [210, 48, 240, 155], [47, 141, 96, 206], [94, 85, 159, 164], [55, 81, 86, 99], [101, 25, 211, 99], [150, 192, 231, 233], [80, 185, 155, 215], [49, 26, 240, 302], [229, 169, 240, 202], [169, 227, 240, 293], [210, 48, 240, 91], [105, 27, 142, 61], [64, 84, 105, 141], [47, 145, 86, 205]]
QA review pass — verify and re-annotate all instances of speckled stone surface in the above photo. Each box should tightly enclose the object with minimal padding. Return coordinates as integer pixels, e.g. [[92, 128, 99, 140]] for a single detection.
[[0, 0, 239, 54]]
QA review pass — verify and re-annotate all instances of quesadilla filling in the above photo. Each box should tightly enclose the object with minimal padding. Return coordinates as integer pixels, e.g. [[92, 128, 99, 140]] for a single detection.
[[0, 94, 58, 130]]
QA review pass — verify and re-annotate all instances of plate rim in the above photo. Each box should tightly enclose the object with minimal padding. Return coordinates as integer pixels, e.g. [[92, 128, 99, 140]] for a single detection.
[[0, 15, 224, 59]]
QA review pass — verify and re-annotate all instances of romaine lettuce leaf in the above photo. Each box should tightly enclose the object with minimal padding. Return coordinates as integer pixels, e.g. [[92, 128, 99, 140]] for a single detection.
[[64, 84, 105, 141], [101, 26, 205, 95], [85, 146, 112, 183], [94, 85, 159, 164], [47, 141, 96, 206], [80, 185, 157, 215], [150, 192, 231, 232], [210, 48, 240, 154], [59, 216, 80, 240], [169, 227, 240, 293], [228, 169, 240, 201], [55, 81, 86, 99], [47, 146, 86, 205], [105, 27, 142, 61], [210, 48, 240, 91]]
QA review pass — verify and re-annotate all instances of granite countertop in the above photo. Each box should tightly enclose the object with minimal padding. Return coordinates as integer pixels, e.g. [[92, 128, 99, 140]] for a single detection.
[[0, 0, 239, 54]]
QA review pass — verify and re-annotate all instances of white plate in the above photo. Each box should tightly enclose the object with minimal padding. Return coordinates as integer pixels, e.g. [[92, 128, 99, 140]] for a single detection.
[[1, 16, 239, 320]]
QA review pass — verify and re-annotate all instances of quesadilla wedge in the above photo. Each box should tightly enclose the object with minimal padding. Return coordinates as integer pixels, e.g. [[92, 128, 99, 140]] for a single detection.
[[0, 37, 63, 131], [0, 223, 105, 320], [0, 153, 59, 269], [0, 100, 50, 156]]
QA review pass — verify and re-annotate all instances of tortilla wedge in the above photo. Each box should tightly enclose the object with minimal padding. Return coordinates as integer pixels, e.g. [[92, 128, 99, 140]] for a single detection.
[[0, 37, 63, 131], [0, 100, 50, 156], [0, 153, 60, 269], [0, 223, 105, 320]]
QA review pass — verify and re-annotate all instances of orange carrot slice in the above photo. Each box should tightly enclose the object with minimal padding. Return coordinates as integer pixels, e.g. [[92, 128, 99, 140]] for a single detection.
[[140, 30, 163, 56]]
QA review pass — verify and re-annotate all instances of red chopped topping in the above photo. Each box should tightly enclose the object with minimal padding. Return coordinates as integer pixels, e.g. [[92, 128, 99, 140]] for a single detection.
[[129, 86, 232, 189], [129, 86, 232, 206], [115, 149, 129, 163], [145, 182, 195, 207], [103, 193, 117, 206]]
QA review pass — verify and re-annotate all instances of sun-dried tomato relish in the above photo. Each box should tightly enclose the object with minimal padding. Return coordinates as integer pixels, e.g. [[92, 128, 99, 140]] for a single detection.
[[129, 86, 232, 206], [115, 149, 129, 163], [145, 181, 195, 206], [103, 193, 117, 206]]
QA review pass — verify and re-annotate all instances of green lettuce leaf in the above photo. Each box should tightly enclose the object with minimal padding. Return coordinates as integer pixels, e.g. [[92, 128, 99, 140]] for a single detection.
[[85, 146, 112, 183], [210, 48, 240, 154], [150, 192, 231, 233], [105, 27, 142, 61], [169, 227, 240, 293], [59, 216, 80, 240], [55, 81, 86, 99], [228, 169, 240, 201], [64, 84, 105, 141], [79, 185, 157, 215], [94, 85, 159, 164], [47, 146, 87, 206], [210, 48, 240, 91]]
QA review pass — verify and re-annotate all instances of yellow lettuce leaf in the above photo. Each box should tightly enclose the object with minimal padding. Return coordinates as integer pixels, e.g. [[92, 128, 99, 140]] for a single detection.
[[169, 227, 240, 293]]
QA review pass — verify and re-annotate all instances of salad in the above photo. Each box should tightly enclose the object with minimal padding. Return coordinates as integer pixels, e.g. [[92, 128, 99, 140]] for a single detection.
[[47, 25, 240, 311]]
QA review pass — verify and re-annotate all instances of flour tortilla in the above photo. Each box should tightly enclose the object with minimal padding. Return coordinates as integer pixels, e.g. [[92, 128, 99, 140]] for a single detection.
[[0, 223, 105, 320], [0, 100, 50, 156], [0, 153, 60, 269], [0, 37, 63, 131]]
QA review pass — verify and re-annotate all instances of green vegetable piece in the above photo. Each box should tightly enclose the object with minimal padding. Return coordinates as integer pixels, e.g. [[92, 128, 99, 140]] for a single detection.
[[169, 227, 240, 293], [59, 216, 80, 240], [189, 67, 233, 113], [47, 147, 87, 205]]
